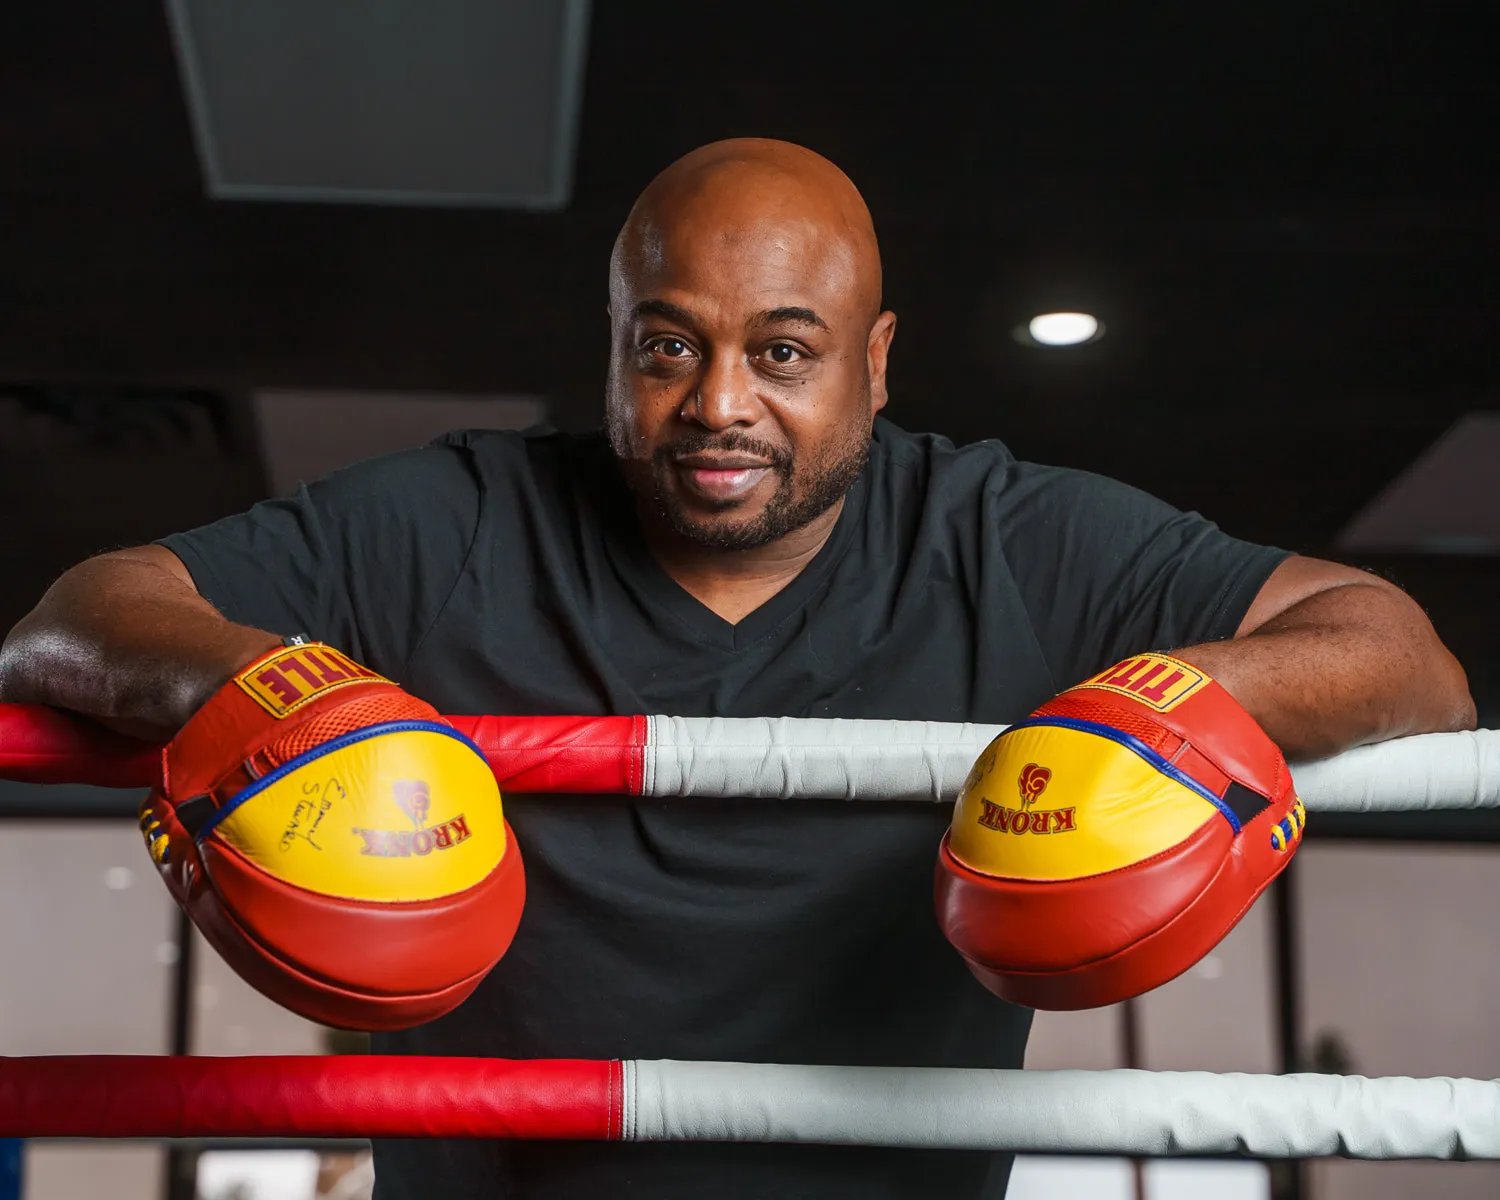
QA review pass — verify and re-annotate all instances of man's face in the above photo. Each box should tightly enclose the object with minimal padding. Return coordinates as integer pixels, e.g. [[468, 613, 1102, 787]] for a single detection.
[[606, 206, 893, 552]]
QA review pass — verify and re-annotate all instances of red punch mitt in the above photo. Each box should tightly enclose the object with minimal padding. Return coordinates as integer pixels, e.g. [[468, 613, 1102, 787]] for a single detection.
[[137, 643, 525, 1030], [936, 653, 1304, 1010]]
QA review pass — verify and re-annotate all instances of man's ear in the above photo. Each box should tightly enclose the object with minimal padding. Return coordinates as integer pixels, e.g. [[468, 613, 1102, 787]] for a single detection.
[[867, 311, 898, 414]]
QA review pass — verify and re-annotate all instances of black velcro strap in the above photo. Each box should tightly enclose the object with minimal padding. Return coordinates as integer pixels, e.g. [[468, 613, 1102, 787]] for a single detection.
[[1221, 781, 1271, 824], [173, 794, 218, 838]]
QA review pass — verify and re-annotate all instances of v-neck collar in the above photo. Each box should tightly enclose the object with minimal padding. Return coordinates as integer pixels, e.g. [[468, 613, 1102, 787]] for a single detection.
[[600, 458, 867, 652]]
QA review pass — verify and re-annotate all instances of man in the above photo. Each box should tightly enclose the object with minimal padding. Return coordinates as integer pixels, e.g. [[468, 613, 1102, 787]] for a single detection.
[[0, 139, 1475, 1198]]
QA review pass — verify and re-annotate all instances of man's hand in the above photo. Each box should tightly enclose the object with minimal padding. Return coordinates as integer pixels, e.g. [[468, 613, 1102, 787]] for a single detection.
[[0, 546, 280, 741], [1174, 556, 1476, 761]]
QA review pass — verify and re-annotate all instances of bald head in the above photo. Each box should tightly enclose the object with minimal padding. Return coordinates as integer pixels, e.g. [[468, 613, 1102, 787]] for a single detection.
[[605, 139, 896, 557], [611, 138, 883, 327]]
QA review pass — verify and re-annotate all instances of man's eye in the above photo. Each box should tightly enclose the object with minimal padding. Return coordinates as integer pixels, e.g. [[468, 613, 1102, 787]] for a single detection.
[[648, 337, 691, 358], [765, 343, 803, 365]]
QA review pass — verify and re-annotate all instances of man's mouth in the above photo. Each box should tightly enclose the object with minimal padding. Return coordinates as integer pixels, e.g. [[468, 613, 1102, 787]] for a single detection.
[[671, 452, 776, 503]]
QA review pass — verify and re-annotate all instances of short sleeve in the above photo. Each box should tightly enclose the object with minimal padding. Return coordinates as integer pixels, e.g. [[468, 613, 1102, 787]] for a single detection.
[[157, 437, 482, 680], [996, 462, 1290, 688]]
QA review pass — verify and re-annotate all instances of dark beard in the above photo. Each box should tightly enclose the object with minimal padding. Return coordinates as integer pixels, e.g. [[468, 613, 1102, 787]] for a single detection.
[[614, 425, 870, 552]]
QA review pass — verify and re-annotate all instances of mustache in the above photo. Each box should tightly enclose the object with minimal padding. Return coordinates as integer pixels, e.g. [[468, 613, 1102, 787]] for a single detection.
[[654, 430, 794, 476]]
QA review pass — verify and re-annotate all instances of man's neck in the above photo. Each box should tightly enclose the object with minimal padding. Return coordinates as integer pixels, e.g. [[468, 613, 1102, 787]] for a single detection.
[[641, 500, 844, 625]]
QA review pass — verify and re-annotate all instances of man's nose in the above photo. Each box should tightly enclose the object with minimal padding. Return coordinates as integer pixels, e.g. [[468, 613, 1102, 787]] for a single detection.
[[685, 353, 762, 429]]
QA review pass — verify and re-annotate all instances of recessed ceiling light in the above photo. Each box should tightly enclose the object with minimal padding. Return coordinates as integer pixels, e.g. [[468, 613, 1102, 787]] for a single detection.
[[1023, 311, 1102, 346]]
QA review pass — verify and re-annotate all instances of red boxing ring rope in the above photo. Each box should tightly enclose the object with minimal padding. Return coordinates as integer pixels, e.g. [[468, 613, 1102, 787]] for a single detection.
[[0, 705, 646, 795], [0, 1056, 618, 1141]]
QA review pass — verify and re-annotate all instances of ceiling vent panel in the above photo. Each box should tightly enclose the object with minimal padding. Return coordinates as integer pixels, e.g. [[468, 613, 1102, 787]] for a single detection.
[[165, 0, 590, 208]]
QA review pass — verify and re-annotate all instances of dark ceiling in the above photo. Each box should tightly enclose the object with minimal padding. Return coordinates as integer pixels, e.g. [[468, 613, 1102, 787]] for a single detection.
[[1, 2, 1497, 708]]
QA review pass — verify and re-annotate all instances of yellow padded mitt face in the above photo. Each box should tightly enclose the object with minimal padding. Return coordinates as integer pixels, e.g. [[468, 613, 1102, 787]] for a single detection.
[[949, 723, 1219, 882], [213, 729, 506, 902]]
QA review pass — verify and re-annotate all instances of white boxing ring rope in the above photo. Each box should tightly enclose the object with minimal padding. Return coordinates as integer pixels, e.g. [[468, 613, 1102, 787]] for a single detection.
[[623, 1062, 1500, 1159], [0, 706, 1498, 1158], [640, 717, 1500, 812]]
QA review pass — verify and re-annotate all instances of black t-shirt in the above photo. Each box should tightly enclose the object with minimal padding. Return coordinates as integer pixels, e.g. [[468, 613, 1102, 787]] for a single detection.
[[160, 418, 1286, 1200]]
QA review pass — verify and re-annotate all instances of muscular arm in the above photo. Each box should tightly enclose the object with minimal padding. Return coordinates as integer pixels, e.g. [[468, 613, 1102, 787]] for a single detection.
[[1174, 556, 1476, 761], [0, 546, 280, 741]]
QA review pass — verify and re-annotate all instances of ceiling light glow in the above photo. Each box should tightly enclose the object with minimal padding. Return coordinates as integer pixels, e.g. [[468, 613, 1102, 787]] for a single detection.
[[1026, 312, 1101, 346]]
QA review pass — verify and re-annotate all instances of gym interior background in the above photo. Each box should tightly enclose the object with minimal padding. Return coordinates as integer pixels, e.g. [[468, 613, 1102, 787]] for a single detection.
[[1, 2, 1495, 1198]]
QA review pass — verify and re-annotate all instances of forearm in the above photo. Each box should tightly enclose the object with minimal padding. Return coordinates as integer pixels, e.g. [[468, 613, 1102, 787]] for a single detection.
[[1174, 580, 1476, 761], [0, 550, 280, 740]]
